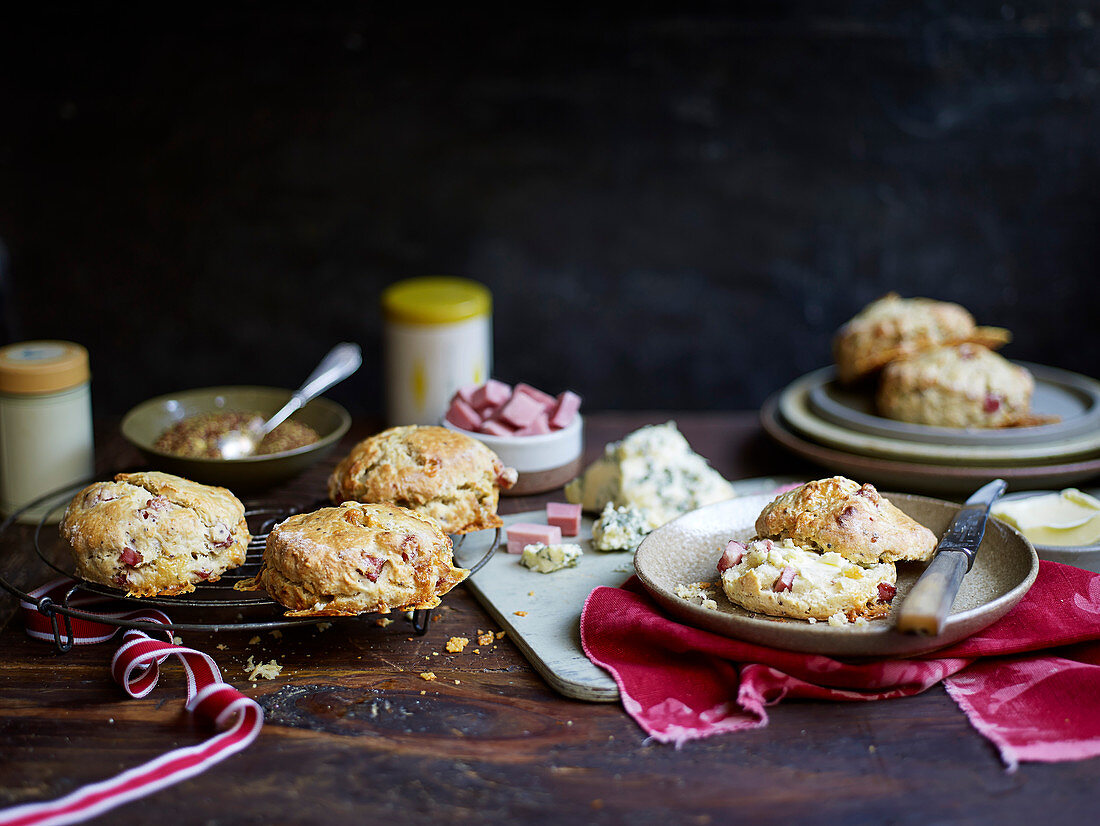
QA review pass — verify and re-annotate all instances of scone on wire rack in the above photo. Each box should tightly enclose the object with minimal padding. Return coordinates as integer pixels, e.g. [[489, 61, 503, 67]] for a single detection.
[[754, 476, 937, 566], [876, 343, 1052, 429], [60, 471, 250, 598], [717, 537, 897, 622], [242, 501, 469, 617], [832, 292, 1011, 384], [327, 425, 517, 535]]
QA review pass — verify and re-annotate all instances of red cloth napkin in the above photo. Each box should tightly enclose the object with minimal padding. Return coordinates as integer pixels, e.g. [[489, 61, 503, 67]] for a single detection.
[[580, 560, 1100, 770]]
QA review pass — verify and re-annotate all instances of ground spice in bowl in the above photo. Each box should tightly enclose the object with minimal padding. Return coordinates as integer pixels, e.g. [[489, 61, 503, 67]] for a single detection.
[[154, 411, 320, 459]]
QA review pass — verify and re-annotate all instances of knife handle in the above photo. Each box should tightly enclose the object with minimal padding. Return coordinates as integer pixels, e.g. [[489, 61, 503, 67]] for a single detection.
[[895, 551, 968, 636]]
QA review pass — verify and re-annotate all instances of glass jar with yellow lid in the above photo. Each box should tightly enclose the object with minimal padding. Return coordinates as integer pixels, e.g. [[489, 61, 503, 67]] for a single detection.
[[0, 340, 94, 522], [381, 277, 492, 426]]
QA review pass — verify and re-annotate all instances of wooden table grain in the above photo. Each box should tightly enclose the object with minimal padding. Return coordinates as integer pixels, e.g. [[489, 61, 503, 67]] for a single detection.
[[0, 413, 1094, 825]]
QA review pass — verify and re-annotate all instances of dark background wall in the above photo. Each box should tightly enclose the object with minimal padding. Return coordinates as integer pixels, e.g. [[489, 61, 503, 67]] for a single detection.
[[2, 3, 1098, 418]]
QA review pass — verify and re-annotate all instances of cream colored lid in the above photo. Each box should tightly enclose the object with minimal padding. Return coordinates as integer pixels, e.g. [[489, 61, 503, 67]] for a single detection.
[[0, 341, 90, 394]]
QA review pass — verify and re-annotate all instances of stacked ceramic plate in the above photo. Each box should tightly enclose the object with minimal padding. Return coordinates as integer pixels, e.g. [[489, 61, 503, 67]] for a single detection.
[[761, 361, 1100, 498]]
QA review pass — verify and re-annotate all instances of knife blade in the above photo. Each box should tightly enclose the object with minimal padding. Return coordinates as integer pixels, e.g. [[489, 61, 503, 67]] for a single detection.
[[895, 478, 1007, 636]]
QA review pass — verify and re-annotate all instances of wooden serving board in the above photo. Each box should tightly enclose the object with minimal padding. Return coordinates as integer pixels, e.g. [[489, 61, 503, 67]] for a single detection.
[[459, 477, 801, 702]]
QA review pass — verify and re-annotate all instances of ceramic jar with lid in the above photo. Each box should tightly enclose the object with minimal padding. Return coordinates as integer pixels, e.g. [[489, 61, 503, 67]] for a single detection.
[[381, 277, 492, 426], [0, 341, 94, 523]]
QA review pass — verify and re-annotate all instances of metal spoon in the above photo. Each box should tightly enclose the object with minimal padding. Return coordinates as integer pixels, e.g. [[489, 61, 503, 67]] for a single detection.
[[216, 342, 362, 459]]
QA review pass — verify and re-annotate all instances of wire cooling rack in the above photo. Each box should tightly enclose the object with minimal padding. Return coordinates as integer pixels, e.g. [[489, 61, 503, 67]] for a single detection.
[[0, 478, 499, 652]]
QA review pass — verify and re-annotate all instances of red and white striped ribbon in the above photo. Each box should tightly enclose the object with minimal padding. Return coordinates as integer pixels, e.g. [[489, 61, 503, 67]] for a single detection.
[[0, 579, 263, 826]]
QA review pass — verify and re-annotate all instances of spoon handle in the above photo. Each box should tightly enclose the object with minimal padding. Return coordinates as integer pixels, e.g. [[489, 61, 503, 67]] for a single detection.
[[262, 343, 362, 435]]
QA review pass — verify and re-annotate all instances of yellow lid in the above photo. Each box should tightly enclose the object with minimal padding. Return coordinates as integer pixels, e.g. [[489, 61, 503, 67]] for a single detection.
[[0, 341, 90, 394], [382, 277, 492, 325]]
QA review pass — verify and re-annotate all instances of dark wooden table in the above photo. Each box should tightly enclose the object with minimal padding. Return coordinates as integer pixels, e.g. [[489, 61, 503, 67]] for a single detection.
[[0, 413, 1094, 825]]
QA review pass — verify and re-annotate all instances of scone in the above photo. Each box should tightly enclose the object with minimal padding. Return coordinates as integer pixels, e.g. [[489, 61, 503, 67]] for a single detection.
[[833, 293, 1011, 384], [717, 537, 897, 621], [249, 502, 468, 617], [876, 343, 1039, 428], [60, 471, 250, 597], [327, 425, 516, 535], [755, 476, 937, 565]]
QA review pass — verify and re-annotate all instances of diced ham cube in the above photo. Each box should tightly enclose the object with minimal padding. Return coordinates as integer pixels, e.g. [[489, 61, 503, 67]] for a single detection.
[[773, 565, 797, 592], [498, 391, 544, 428], [717, 540, 746, 572], [454, 384, 479, 405], [506, 522, 562, 554], [546, 502, 582, 536], [516, 412, 551, 436], [479, 419, 515, 437], [358, 555, 387, 583], [549, 391, 582, 430], [119, 547, 143, 567], [446, 397, 482, 432], [514, 383, 557, 410], [878, 582, 897, 603], [471, 380, 512, 413]]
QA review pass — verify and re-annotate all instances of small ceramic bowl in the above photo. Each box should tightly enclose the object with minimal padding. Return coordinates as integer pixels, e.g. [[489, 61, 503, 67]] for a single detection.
[[994, 489, 1100, 573], [121, 386, 351, 491], [442, 415, 584, 495]]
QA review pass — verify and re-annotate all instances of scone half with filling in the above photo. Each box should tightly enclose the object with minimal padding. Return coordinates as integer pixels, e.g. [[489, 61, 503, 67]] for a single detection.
[[246, 501, 469, 617], [755, 476, 937, 566], [717, 537, 897, 622], [60, 471, 250, 598], [328, 425, 517, 535]]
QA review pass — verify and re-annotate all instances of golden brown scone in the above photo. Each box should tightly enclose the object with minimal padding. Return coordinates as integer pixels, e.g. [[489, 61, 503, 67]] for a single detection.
[[327, 425, 517, 534], [876, 343, 1044, 429], [60, 471, 250, 597], [754, 476, 937, 565], [832, 292, 1011, 384], [249, 502, 468, 617]]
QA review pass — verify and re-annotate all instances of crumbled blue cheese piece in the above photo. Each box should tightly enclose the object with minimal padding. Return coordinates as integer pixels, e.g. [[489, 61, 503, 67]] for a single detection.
[[592, 503, 651, 552], [520, 542, 583, 573], [564, 421, 736, 528]]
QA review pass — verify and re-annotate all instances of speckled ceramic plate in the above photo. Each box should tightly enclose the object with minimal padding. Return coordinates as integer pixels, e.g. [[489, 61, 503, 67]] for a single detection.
[[633, 492, 1038, 657]]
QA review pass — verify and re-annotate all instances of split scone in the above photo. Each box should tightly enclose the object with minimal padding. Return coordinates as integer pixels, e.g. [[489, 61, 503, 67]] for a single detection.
[[876, 343, 1043, 429], [832, 292, 1011, 384], [327, 425, 517, 535], [60, 471, 250, 597], [247, 502, 469, 617], [717, 537, 897, 622], [755, 476, 937, 566]]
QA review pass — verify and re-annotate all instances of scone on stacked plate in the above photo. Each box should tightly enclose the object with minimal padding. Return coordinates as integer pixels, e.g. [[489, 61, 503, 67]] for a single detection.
[[833, 293, 1054, 430], [717, 477, 937, 623], [833, 292, 1010, 385], [60, 471, 250, 597]]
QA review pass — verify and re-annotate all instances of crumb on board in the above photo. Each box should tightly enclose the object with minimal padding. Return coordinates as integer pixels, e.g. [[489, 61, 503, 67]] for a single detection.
[[216, 644, 227, 650], [446, 636, 469, 653], [419, 671, 437, 681], [172, 636, 183, 645], [477, 631, 494, 646], [269, 630, 282, 639], [376, 617, 394, 627], [514, 611, 528, 617], [248, 636, 261, 645], [245, 655, 282, 680], [496, 631, 505, 639]]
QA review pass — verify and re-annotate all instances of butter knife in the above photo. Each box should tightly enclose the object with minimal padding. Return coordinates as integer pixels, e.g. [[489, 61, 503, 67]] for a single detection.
[[895, 479, 1007, 636]]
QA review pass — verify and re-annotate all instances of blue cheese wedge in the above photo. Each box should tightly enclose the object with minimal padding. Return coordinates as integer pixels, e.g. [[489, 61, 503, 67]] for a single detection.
[[520, 542, 583, 573], [592, 503, 651, 551], [564, 421, 736, 528]]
